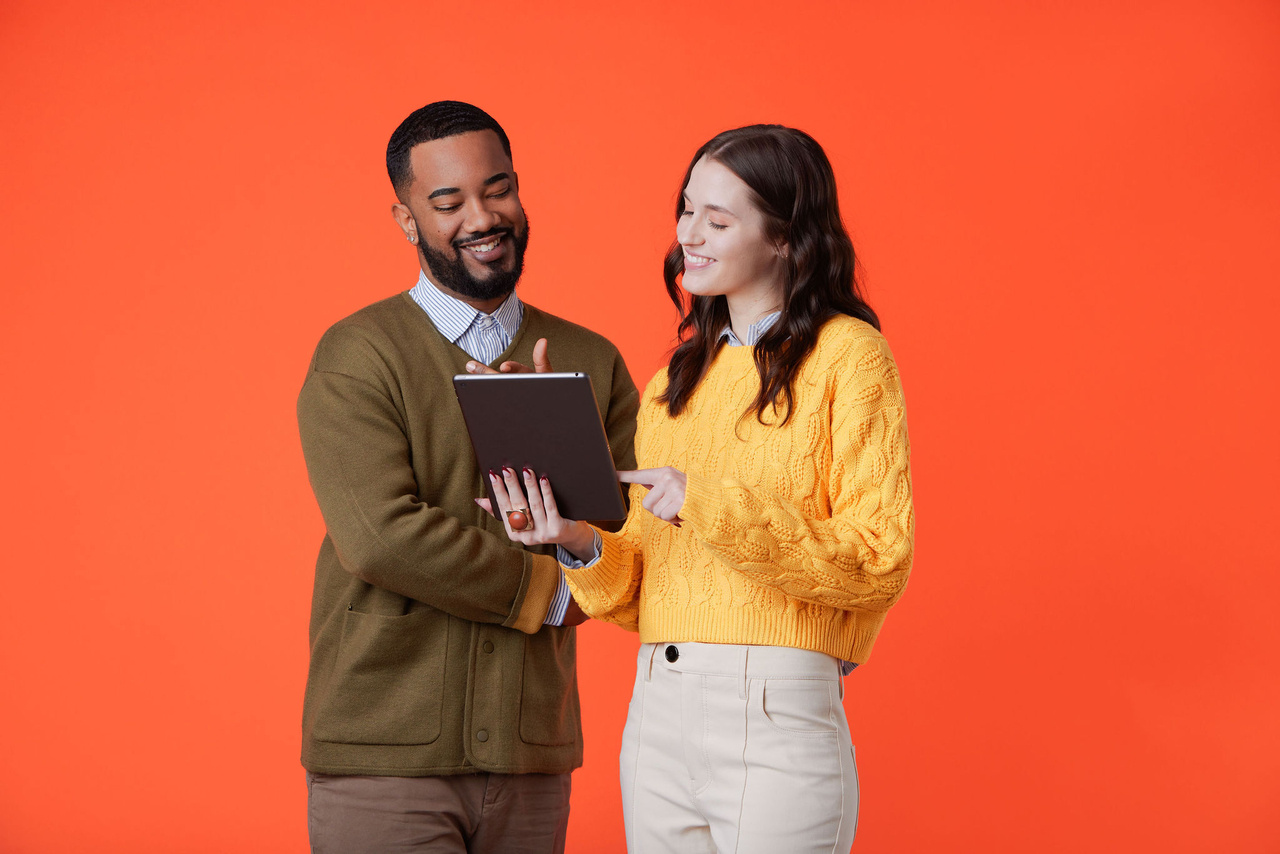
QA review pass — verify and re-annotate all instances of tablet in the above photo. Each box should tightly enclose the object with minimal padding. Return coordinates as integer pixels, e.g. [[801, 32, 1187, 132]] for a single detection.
[[452, 372, 627, 523]]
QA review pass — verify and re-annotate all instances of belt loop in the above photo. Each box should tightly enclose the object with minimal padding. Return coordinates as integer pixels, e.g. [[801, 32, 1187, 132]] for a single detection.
[[738, 646, 748, 700]]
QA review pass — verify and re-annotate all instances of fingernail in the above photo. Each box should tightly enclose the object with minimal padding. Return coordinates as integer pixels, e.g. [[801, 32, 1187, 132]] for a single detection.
[[523, 467, 535, 477], [540, 476, 549, 484], [488, 470, 497, 480]]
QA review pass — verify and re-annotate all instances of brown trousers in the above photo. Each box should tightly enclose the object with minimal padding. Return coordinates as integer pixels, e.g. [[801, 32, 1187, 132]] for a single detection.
[[306, 771, 571, 854]]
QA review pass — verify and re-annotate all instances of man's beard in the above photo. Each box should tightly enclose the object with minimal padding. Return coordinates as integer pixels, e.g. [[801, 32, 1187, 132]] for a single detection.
[[418, 219, 530, 302]]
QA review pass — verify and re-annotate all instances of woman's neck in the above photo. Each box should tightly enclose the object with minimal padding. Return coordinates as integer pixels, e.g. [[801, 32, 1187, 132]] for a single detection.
[[725, 288, 783, 343]]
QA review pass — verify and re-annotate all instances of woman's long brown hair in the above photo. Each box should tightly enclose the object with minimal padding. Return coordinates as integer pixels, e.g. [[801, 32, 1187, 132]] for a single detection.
[[657, 125, 880, 425]]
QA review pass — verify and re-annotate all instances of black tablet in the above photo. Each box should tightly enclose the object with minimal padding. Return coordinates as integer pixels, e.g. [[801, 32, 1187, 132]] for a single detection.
[[452, 372, 627, 523]]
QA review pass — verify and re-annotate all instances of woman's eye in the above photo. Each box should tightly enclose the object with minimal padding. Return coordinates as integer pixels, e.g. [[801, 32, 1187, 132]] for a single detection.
[[709, 221, 728, 230], [679, 209, 692, 217]]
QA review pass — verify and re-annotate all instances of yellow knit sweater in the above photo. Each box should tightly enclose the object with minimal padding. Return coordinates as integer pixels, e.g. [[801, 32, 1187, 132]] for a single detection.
[[563, 315, 914, 665]]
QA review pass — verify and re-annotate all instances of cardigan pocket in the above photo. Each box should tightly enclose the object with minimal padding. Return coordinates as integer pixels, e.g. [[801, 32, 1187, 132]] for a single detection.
[[312, 608, 445, 745], [518, 626, 581, 747]]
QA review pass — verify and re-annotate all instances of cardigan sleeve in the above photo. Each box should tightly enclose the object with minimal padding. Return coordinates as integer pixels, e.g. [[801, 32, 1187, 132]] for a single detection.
[[297, 326, 559, 633], [678, 333, 914, 613]]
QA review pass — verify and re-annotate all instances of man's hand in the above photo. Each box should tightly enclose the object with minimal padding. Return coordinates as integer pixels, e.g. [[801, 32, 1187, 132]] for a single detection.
[[465, 337, 552, 375]]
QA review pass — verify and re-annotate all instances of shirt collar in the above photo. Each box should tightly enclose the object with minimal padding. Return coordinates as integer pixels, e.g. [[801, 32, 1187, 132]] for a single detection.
[[410, 270, 524, 344], [719, 310, 782, 347]]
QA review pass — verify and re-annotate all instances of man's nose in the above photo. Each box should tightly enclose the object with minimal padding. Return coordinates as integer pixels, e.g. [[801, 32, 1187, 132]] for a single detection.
[[462, 198, 502, 235]]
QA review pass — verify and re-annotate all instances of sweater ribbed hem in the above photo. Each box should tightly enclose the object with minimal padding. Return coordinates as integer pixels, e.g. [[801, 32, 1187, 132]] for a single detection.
[[638, 603, 887, 664]]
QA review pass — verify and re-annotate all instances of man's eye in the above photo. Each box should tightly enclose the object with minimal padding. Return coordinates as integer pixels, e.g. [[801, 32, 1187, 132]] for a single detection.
[[489, 189, 510, 199], [434, 204, 460, 213]]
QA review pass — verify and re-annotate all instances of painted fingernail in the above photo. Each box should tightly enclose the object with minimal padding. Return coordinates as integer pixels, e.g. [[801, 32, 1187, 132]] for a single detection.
[[488, 470, 497, 480], [523, 467, 535, 477], [540, 476, 549, 484]]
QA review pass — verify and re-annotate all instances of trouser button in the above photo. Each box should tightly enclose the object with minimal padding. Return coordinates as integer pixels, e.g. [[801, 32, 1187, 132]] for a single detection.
[[665, 645, 679, 662]]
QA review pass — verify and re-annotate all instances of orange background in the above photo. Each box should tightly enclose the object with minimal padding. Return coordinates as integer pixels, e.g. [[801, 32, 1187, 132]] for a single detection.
[[2, 1, 1278, 851]]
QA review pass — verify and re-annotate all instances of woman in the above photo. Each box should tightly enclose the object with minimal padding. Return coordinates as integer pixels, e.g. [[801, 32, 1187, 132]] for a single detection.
[[489, 125, 913, 853]]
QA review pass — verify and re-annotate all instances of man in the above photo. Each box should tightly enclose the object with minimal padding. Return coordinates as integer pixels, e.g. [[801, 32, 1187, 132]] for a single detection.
[[297, 101, 638, 853]]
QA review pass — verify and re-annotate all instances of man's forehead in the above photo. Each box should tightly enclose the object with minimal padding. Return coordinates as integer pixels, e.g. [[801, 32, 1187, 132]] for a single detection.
[[409, 130, 512, 192]]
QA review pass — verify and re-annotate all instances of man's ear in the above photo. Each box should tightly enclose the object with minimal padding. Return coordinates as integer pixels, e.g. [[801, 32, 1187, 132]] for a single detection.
[[391, 203, 417, 244]]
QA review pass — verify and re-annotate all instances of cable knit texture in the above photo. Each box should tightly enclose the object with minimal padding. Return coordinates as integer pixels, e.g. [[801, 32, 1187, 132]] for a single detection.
[[563, 315, 913, 664]]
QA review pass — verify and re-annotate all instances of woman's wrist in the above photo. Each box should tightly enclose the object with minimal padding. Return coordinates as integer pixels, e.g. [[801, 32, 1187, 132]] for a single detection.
[[560, 521, 597, 563]]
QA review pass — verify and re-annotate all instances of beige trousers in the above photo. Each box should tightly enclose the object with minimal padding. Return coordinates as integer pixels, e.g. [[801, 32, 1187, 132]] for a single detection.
[[620, 642, 858, 854]]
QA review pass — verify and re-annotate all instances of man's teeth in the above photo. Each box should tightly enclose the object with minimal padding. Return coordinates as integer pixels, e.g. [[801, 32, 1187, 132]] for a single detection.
[[466, 238, 501, 253]]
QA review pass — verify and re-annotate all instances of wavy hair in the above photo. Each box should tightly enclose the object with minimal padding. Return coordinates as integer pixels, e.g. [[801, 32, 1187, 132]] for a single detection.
[[657, 125, 880, 425]]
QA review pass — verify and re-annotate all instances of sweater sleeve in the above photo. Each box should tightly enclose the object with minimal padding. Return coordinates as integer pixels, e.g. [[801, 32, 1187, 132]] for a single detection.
[[561, 374, 654, 632], [297, 328, 559, 634], [679, 333, 914, 613], [562, 507, 645, 632]]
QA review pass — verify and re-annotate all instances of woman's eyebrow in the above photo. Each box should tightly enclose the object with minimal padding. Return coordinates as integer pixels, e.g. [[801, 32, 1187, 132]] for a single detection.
[[683, 194, 738, 217]]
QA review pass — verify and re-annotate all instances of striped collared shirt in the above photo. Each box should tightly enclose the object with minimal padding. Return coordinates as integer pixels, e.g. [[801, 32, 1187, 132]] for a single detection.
[[409, 271, 524, 365], [408, 271, 572, 625], [719, 310, 782, 346]]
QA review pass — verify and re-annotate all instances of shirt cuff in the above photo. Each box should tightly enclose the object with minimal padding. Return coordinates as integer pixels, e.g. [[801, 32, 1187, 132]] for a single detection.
[[557, 532, 603, 569], [543, 572, 572, 625]]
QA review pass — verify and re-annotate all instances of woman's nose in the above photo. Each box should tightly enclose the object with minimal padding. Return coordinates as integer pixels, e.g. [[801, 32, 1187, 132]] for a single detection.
[[677, 217, 701, 246]]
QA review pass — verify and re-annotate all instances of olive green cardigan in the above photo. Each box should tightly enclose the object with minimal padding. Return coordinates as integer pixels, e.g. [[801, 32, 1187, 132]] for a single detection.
[[297, 292, 638, 775]]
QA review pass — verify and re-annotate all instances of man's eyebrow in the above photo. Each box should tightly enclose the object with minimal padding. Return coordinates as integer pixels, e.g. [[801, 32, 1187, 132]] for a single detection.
[[426, 173, 511, 200]]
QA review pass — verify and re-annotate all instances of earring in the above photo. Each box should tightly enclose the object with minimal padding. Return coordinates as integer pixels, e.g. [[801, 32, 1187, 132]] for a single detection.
[[408, 235, 417, 244]]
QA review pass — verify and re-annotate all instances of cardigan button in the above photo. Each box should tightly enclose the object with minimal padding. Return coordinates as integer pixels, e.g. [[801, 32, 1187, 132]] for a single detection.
[[476, 730, 489, 743], [482, 641, 494, 654], [665, 645, 679, 663]]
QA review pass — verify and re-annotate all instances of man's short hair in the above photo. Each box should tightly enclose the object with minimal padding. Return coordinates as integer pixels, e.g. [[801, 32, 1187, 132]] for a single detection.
[[386, 101, 513, 200]]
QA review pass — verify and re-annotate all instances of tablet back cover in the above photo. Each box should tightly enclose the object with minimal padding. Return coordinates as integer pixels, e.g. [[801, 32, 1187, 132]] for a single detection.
[[452, 372, 627, 523]]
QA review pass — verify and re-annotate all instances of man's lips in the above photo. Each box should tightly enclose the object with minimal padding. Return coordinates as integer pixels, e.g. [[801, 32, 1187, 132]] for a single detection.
[[456, 231, 511, 264]]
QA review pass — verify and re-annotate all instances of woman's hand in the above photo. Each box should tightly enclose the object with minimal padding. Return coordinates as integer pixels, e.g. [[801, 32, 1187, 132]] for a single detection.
[[477, 466, 596, 558], [617, 467, 686, 526]]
